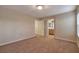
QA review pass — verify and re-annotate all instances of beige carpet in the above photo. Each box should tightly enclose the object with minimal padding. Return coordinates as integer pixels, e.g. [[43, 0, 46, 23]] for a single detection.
[[0, 35, 79, 53]]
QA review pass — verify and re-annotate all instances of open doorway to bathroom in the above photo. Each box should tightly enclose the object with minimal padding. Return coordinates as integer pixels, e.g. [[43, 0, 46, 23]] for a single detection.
[[47, 19, 54, 39]]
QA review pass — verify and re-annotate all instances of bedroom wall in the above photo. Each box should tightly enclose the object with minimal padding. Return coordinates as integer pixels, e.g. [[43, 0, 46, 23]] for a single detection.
[[77, 6, 79, 47], [0, 7, 35, 46], [54, 11, 76, 42]]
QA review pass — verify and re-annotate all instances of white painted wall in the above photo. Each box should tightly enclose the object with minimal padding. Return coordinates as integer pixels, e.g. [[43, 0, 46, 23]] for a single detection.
[[0, 7, 35, 46], [77, 7, 79, 47], [35, 19, 44, 36], [54, 12, 76, 42], [77, 7, 79, 37]]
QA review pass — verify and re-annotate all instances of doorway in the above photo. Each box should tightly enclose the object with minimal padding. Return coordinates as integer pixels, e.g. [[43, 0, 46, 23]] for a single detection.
[[35, 19, 44, 36], [47, 19, 54, 38], [35, 18, 55, 39]]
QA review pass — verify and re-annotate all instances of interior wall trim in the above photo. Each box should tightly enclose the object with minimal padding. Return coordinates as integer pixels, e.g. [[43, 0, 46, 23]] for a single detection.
[[0, 35, 36, 46], [54, 36, 76, 43]]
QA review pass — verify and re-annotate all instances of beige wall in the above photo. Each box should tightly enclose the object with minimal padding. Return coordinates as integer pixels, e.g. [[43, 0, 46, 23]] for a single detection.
[[54, 12, 76, 42], [35, 19, 44, 36], [0, 7, 35, 46]]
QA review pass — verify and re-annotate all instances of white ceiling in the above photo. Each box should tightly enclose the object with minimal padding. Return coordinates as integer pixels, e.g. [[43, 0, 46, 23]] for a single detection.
[[0, 5, 76, 18]]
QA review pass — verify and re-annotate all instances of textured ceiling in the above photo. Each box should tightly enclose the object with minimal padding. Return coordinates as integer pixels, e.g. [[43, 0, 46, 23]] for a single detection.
[[0, 5, 76, 18]]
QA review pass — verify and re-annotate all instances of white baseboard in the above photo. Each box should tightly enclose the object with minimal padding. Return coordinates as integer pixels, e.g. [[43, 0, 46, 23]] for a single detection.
[[54, 36, 76, 43], [0, 35, 36, 46]]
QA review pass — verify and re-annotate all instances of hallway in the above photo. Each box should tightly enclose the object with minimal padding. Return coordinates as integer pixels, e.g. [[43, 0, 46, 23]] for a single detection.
[[0, 35, 78, 53]]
